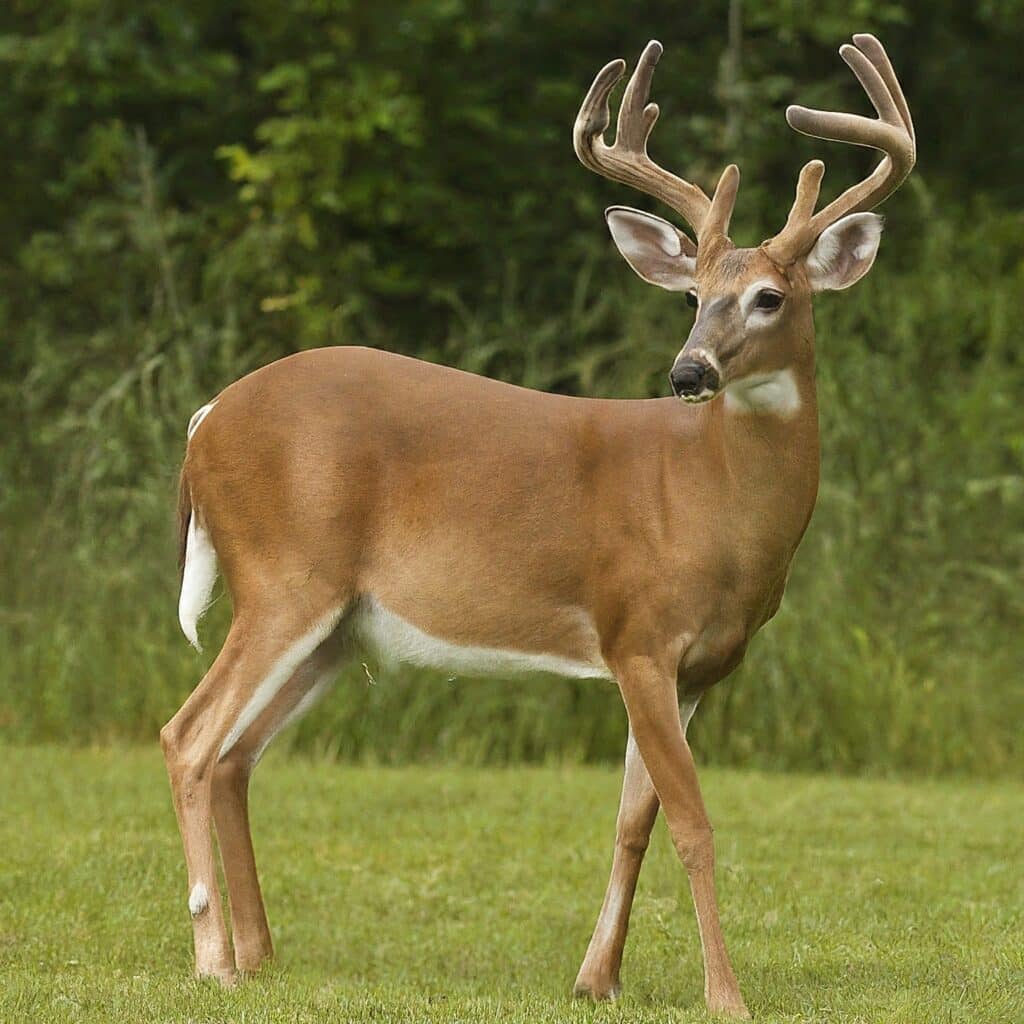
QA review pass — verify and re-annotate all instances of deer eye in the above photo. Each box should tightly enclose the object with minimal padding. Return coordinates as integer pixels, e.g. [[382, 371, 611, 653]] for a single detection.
[[685, 291, 698, 309], [755, 289, 784, 311]]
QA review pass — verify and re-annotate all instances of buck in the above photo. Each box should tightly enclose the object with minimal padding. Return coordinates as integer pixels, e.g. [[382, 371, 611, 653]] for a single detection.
[[163, 32, 914, 1017]]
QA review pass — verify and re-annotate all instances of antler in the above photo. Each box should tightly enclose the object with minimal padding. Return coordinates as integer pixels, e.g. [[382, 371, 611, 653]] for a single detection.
[[766, 34, 916, 263], [574, 41, 714, 238]]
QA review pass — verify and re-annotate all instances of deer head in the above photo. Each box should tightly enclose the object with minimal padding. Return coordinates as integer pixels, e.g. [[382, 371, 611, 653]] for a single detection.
[[575, 35, 915, 408]]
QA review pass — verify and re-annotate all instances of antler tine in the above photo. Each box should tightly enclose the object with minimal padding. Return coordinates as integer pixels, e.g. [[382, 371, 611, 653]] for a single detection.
[[699, 163, 740, 257], [616, 41, 661, 151], [767, 158, 825, 262], [853, 33, 914, 143], [574, 41, 712, 235], [766, 34, 915, 263], [573, 57, 628, 177], [784, 159, 826, 229]]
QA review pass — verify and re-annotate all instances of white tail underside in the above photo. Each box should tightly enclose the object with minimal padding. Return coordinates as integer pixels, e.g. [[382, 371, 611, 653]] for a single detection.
[[178, 513, 219, 651]]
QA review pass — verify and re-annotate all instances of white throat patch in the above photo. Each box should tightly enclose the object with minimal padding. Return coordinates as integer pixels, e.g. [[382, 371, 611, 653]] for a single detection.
[[724, 369, 802, 418]]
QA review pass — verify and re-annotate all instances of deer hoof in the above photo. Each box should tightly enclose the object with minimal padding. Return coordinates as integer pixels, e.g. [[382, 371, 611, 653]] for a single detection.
[[196, 964, 237, 988], [572, 975, 621, 1002], [707, 993, 751, 1019]]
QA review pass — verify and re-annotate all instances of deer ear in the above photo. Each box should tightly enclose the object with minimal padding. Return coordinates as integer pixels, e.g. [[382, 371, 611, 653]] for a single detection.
[[805, 212, 884, 292], [605, 207, 697, 292]]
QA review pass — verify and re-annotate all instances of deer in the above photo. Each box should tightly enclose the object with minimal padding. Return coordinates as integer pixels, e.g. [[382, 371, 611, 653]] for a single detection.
[[162, 32, 914, 1017]]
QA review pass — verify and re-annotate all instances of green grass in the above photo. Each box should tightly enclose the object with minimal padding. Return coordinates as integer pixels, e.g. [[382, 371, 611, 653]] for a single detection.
[[1, 747, 1021, 1023]]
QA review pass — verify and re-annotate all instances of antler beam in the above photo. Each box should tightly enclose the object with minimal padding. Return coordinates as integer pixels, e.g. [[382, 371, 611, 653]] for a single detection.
[[574, 41, 712, 236], [767, 34, 916, 262]]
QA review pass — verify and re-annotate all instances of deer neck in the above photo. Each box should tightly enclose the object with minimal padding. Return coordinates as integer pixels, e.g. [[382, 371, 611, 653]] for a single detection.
[[720, 355, 820, 556], [660, 353, 820, 573]]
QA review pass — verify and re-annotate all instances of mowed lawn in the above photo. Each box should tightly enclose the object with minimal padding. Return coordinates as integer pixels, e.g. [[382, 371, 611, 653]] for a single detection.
[[0, 747, 1021, 1023]]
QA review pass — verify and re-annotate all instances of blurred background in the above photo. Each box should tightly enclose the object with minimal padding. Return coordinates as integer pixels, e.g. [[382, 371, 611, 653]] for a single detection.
[[1, 0, 1021, 776]]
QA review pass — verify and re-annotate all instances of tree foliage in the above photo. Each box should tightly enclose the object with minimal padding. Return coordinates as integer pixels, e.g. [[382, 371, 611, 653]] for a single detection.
[[3, 0, 1022, 376]]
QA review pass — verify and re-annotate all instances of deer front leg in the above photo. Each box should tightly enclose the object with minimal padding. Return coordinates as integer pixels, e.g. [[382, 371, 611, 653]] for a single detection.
[[613, 655, 749, 1019], [575, 701, 700, 1001], [573, 728, 659, 1000]]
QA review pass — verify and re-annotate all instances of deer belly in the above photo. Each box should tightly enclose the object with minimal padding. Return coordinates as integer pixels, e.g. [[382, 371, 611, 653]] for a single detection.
[[353, 597, 612, 681]]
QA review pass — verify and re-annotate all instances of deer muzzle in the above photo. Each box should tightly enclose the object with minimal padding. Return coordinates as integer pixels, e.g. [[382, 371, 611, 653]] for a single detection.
[[669, 358, 721, 402]]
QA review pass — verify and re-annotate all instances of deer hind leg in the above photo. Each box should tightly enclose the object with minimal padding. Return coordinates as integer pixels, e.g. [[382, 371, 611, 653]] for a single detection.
[[211, 625, 350, 974], [574, 701, 699, 1001], [160, 604, 342, 983], [612, 657, 749, 1019]]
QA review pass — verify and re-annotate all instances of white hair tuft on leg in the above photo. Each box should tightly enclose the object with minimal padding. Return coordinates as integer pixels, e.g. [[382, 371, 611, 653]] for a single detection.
[[188, 882, 209, 917]]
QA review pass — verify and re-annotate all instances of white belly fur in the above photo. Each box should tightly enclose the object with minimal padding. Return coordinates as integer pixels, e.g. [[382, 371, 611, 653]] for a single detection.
[[354, 597, 612, 681]]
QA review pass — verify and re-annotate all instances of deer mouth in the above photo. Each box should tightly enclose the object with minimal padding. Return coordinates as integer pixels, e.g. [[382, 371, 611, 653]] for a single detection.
[[678, 387, 719, 404]]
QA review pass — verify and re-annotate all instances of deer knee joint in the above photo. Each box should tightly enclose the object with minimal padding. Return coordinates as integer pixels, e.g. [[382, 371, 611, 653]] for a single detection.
[[674, 825, 715, 873], [617, 829, 651, 857]]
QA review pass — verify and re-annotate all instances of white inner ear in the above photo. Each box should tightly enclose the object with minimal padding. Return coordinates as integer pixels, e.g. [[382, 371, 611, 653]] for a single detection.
[[615, 213, 681, 257], [806, 212, 884, 292], [606, 207, 696, 292]]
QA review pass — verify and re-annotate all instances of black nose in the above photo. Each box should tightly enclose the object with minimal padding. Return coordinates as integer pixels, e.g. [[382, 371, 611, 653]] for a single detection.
[[670, 360, 720, 398]]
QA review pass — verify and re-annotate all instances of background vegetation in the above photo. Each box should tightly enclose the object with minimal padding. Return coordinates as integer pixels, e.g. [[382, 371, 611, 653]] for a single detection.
[[1, 0, 1022, 775]]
